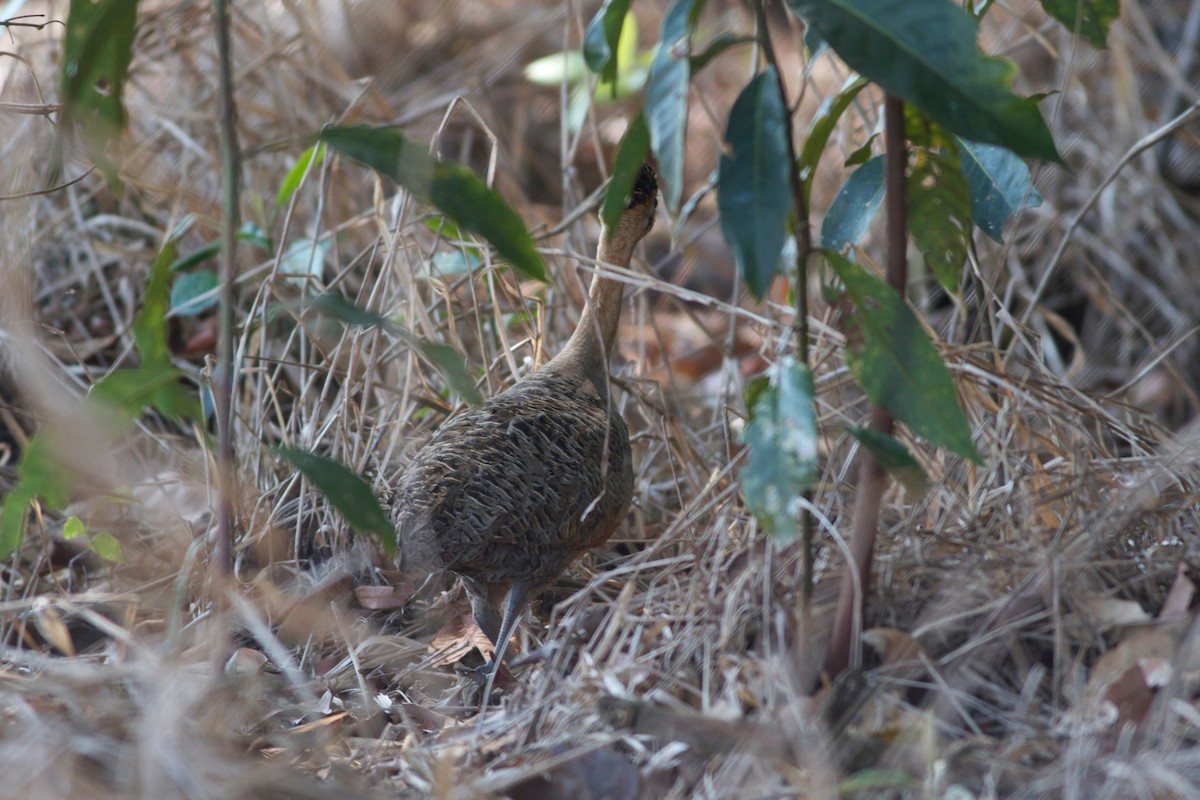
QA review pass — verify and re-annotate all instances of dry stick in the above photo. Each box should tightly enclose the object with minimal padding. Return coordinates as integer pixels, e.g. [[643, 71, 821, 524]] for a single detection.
[[825, 95, 907, 678], [213, 0, 241, 577]]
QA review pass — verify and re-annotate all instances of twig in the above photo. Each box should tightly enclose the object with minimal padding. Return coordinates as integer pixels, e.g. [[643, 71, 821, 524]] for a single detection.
[[213, 0, 241, 576]]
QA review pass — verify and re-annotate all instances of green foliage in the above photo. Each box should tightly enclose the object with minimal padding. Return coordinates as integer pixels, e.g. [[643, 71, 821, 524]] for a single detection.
[[824, 251, 982, 463], [845, 427, 929, 497], [717, 67, 793, 299], [1039, 0, 1119, 49], [786, 0, 1061, 162], [319, 126, 547, 282], [798, 74, 869, 204], [59, 0, 140, 184], [820, 155, 885, 254], [957, 139, 1042, 243], [170, 270, 219, 316], [740, 358, 819, 536], [602, 113, 651, 233], [276, 143, 326, 211], [584, 0, 634, 90], [272, 447, 396, 557], [63, 516, 125, 564], [907, 148, 971, 293], [646, 0, 705, 212], [304, 292, 484, 406], [0, 436, 73, 558]]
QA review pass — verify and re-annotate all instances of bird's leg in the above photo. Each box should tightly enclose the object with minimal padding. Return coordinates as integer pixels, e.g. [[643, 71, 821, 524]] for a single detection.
[[480, 579, 532, 705]]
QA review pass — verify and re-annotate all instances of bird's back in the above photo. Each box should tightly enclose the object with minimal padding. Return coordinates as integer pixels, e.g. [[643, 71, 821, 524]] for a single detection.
[[394, 361, 632, 589]]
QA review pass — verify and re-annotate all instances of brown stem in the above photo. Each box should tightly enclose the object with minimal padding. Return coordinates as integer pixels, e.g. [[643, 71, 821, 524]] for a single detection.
[[213, 0, 241, 577], [825, 94, 906, 678]]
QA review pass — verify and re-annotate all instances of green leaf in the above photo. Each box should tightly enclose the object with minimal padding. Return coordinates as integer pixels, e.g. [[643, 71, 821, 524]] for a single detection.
[[63, 516, 88, 540], [718, 68, 793, 300], [820, 155, 885, 254], [689, 33, 754, 74], [602, 113, 652, 233], [60, 0, 140, 183], [524, 51, 587, 87], [785, 0, 1061, 162], [583, 0, 633, 87], [845, 427, 929, 497], [91, 364, 201, 422], [957, 138, 1041, 243], [907, 148, 971, 293], [799, 74, 869, 203], [88, 531, 125, 564], [838, 768, 917, 793], [276, 142, 325, 210], [133, 241, 175, 371], [305, 292, 484, 406], [740, 357, 819, 537], [170, 270, 218, 316], [0, 436, 76, 558], [320, 126, 548, 282], [1039, 0, 1118, 49], [272, 447, 396, 557], [824, 250, 982, 463], [646, 0, 704, 212], [0, 492, 32, 559]]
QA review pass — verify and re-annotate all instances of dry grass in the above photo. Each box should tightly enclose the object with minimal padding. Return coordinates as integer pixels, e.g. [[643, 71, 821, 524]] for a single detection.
[[3, 0, 1200, 797]]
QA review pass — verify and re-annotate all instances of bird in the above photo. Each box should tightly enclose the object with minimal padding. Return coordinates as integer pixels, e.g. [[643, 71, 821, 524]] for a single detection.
[[394, 163, 658, 679]]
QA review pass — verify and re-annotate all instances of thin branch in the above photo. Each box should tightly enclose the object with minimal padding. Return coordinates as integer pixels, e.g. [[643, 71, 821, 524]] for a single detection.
[[213, 0, 241, 577]]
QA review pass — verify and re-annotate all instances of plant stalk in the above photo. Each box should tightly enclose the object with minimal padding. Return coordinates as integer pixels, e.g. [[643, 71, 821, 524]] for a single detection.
[[213, 0, 240, 577], [752, 0, 815, 605], [825, 94, 905, 677]]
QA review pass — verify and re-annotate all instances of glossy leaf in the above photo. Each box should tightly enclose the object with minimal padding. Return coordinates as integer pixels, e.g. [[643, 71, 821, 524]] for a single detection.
[[799, 74, 869, 203], [846, 426, 929, 496], [1039, 0, 1118, 49], [305, 292, 484, 406], [741, 358, 819, 537], [718, 68, 792, 299], [820, 155, 885, 254], [907, 148, 970, 293], [584, 0, 633, 87], [320, 126, 547, 282], [785, 0, 1061, 162], [647, 0, 704, 212], [273, 447, 396, 557], [824, 250, 982, 463], [60, 0, 140, 182], [170, 270, 218, 316], [957, 138, 1041, 243], [602, 113, 651, 233]]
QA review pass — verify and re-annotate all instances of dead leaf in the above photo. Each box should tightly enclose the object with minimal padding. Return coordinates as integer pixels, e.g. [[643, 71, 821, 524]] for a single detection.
[[1085, 627, 1178, 729], [355, 582, 415, 610], [1159, 562, 1195, 621], [32, 603, 75, 657], [428, 612, 494, 666], [1076, 594, 1152, 630]]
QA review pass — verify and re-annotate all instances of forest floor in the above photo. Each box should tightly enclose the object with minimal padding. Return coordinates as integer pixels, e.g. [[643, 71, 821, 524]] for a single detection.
[[3, 1, 1200, 798]]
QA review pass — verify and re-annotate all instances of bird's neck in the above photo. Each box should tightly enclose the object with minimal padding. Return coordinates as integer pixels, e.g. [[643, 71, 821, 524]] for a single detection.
[[550, 222, 639, 387]]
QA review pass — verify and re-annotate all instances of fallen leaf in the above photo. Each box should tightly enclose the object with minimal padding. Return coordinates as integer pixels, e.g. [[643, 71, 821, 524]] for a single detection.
[[355, 582, 415, 610], [1076, 594, 1152, 630], [1159, 562, 1195, 621], [428, 612, 494, 666]]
